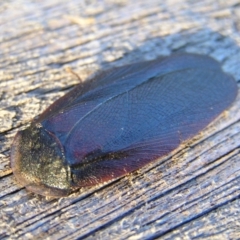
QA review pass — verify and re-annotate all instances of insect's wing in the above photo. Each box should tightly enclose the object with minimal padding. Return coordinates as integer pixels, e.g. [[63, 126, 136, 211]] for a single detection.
[[63, 67, 237, 186], [64, 53, 222, 105], [40, 54, 222, 136]]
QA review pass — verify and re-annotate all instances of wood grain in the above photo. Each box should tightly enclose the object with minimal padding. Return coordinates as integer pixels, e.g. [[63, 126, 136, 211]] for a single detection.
[[0, 0, 239, 239]]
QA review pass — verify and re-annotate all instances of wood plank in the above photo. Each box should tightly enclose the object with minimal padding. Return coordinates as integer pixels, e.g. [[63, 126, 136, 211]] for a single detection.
[[0, 0, 239, 239]]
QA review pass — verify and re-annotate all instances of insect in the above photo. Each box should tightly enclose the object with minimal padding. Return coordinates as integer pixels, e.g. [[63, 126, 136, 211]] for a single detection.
[[10, 53, 237, 197]]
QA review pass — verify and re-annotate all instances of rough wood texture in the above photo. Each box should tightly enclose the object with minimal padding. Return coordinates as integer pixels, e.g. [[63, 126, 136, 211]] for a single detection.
[[0, 0, 240, 239]]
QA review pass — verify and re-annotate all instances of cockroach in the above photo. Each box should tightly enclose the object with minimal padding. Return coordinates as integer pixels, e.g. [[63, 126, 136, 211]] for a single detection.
[[10, 53, 238, 197]]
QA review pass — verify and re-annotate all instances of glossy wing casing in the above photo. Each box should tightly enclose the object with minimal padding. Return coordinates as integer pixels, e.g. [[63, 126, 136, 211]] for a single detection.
[[34, 54, 237, 187]]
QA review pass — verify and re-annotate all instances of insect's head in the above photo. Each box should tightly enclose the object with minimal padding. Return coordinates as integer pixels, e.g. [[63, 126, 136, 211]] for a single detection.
[[10, 124, 71, 197]]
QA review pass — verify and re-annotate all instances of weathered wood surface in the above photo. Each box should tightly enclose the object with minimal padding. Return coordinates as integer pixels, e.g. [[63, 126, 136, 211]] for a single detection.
[[0, 0, 240, 239]]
